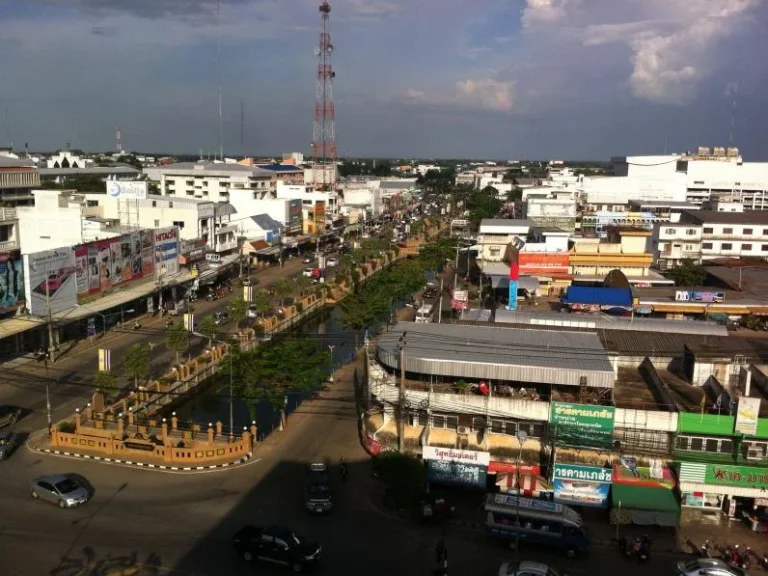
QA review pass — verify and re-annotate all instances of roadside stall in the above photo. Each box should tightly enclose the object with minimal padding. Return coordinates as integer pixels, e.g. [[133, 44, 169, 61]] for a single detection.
[[610, 457, 680, 526]]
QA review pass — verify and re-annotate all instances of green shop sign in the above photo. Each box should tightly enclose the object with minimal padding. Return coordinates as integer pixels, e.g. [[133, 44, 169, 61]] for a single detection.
[[553, 463, 612, 483], [550, 402, 615, 449], [706, 464, 768, 489]]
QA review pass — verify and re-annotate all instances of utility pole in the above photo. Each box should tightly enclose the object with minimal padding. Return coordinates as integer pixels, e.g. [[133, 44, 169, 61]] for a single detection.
[[45, 272, 56, 363], [238, 223, 245, 278], [397, 332, 407, 453], [453, 243, 461, 290], [438, 277, 443, 323]]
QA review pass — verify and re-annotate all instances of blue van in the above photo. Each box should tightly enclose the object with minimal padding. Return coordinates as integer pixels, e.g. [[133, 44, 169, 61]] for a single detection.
[[484, 493, 591, 558]]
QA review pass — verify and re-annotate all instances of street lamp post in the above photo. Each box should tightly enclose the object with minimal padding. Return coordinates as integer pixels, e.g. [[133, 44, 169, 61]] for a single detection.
[[514, 429, 528, 562], [43, 360, 52, 435], [328, 344, 335, 382]]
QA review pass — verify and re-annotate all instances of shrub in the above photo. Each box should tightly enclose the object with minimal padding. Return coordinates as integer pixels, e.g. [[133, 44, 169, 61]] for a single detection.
[[58, 421, 76, 434]]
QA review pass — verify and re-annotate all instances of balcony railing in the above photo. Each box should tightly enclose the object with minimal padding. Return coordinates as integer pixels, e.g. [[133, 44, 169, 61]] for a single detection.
[[0, 239, 19, 251], [0, 207, 17, 222]]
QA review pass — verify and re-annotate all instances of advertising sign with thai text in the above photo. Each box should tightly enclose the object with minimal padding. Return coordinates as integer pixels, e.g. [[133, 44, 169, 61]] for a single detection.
[[550, 402, 615, 449], [106, 181, 148, 200], [154, 227, 180, 277], [427, 460, 486, 489], [519, 253, 570, 269], [735, 397, 761, 436], [422, 446, 490, 467], [705, 464, 768, 489], [553, 463, 612, 483]]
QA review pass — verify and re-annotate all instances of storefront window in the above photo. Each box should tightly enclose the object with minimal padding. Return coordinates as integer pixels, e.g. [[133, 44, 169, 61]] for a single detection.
[[677, 435, 733, 455], [682, 492, 723, 510]]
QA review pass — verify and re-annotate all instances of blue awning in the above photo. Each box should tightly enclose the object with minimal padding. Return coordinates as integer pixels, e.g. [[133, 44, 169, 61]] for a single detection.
[[562, 286, 633, 307]]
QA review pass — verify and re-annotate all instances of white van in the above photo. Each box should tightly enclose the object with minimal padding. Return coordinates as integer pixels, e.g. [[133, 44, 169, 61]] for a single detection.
[[415, 304, 434, 324]]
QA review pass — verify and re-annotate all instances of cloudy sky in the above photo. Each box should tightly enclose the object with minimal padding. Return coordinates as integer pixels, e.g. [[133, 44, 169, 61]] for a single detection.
[[1, 0, 767, 160]]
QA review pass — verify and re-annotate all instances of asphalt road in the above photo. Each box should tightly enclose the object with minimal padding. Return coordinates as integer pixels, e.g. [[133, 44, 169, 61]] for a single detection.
[[0, 257, 312, 437], [0, 354, 691, 576]]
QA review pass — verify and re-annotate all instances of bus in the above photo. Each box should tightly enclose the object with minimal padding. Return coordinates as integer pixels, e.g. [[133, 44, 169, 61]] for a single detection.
[[415, 304, 434, 324], [484, 493, 590, 558]]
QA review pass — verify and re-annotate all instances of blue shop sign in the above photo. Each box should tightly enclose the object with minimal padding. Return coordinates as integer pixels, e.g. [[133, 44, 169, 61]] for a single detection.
[[427, 460, 487, 489]]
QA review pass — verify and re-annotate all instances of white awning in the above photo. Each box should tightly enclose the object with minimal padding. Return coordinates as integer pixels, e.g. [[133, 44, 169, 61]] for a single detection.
[[680, 481, 768, 499]]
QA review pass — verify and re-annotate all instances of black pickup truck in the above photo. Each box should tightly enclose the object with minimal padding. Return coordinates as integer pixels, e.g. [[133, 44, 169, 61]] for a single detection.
[[304, 463, 333, 513], [233, 524, 321, 573]]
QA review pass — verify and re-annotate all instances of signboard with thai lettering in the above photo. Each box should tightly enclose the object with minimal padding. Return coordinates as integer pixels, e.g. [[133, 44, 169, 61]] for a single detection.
[[705, 464, 768, 489], [550, 402, 615, 449], [427, 460, 487, 489], [422, 446, 490, 467], [553, 463, 612, 483], [735, 397, 761, 436]]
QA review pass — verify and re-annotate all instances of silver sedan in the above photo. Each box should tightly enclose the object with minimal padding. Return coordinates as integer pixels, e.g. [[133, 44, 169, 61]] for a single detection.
[[30, 474, 90, 508]]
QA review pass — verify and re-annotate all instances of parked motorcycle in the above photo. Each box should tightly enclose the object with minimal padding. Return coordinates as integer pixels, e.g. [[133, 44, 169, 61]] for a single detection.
[[132, 322, 142, 331], [619, 535, 651, 562], [340, 457, 348, 482]]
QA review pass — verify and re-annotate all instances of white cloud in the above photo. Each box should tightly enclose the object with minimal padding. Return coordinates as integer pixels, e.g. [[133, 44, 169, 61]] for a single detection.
[[521, 0, 570, 28], [400, 78, 515, 112]]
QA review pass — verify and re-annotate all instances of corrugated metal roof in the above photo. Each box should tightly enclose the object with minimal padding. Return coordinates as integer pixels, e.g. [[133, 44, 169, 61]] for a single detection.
[[0, 157, 35, 168], [376, 321, 614, 388], [495, 310, 728, 336], [251, 213, 283, 231]]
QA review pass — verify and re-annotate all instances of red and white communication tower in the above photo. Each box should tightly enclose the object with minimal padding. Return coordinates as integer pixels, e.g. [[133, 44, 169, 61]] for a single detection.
[[311, 1, 337, 190]]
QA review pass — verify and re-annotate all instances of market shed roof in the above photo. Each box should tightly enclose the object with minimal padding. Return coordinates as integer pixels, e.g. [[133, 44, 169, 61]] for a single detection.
[[376, 321, 615, 388]]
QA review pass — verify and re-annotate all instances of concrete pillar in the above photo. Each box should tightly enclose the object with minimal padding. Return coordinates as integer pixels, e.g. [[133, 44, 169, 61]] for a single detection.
[[91, 392, 105, 412], [161, 421, 168, 444], [127, 411, 134, 426], [207, 424, 215, 446], [215, 421, 223, 436], [75, 410, 82, 433], [117, 415, 124, 438], [250, 423, 258, 441], [171, 414, 178, 431]]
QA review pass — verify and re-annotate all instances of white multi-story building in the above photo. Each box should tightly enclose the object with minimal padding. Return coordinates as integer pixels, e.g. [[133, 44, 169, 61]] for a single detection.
[[17, 190, 120, 254], [224, 197, 303, 236], [144, 161, 273, 201], [612, 148, 768, 208], [275, 182, 342, 234], [342, 186, 382, 218], [477, 219, 531, 262], [580, 173, 688, 206], [653, 207, 768, 268]]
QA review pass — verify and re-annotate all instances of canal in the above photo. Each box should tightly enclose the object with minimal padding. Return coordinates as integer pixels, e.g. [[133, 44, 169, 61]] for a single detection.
[[173, 268, 439, 436]]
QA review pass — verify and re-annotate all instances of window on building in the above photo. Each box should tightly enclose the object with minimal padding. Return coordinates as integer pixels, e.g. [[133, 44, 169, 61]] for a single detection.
[[489, 248, 501, 257], [169, 202, 173, 208], [684, 244, 694, 251], [763, 229, 768, 236], [703, 227, 714, 234], [152, 200, 157, 207], [743, 244, 753, 251], [762, 245, 768, 252], [702, 242, 713, 249], [686, 229, 697, 236], [665, 228, 676, 235], [744, 228, 753, 235], [86, 200, 99, 207], [154, 220, 159, 227], [722, 243, 733, 250], [172, 221, 185, 229], [723, 227, 733, 234], [675, 435, 733, 455]]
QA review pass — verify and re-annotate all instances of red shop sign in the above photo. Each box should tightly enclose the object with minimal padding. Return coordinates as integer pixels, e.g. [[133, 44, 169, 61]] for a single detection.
[[489, 462, 541, 476]]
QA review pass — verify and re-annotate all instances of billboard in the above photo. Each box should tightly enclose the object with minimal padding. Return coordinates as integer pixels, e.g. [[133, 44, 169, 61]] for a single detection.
[[735, 397, 760, 436], [313, 200, 326, 232], [106, 181, 148, 200], [675, 290, 725, 303], [519, 252, 570, 270], [23, 247, 77, 316], [552, 463, 612, 508], [0, 251, 24, 313], [550, 402, 615, 449], [76, 232, 150, 298], [154, 227, 180, 277]]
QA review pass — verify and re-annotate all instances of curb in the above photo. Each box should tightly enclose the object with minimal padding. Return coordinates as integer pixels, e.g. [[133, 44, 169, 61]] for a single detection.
[[33, 445, 254, 472]]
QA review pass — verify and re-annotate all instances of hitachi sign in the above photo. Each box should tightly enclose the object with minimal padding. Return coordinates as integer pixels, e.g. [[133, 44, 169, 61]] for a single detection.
[[155, 229, 177, 242]]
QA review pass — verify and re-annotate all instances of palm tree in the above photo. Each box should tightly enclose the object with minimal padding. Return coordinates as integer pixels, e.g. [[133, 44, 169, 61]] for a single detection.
[[165, 323, 189, 364], [123, 344, 149, 390], [197, 315, 218, 347]]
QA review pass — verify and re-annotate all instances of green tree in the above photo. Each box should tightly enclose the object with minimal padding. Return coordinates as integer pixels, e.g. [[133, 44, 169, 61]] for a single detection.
[[340, 296, 372, 348], [663, 259, 707, 286], [294, 274, 313, 297], [165, 323, 189, 364], [197, 315, 218, 347], [251, 289, 272, 317], [274, 278, 294, 307], [226, 297, 249, 327], [94, 371, 118, 397], [123, 344, 149, 390]]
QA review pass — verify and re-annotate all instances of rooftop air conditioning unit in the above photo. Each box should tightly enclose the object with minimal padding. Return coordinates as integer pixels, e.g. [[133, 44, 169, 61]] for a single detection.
[[456, 426, 470, 436]]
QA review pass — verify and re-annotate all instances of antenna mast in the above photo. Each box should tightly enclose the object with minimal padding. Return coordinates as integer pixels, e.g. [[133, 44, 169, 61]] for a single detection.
[[311, 1, 337, 191], [216, 0, 223, 161]]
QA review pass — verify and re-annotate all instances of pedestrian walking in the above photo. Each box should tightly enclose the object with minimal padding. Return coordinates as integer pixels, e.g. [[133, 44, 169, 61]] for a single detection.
[[435, 531, 446, 565]]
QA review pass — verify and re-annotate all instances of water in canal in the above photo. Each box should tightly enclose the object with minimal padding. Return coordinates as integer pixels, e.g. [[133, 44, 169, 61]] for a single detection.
[[172, 267, 437, 436]]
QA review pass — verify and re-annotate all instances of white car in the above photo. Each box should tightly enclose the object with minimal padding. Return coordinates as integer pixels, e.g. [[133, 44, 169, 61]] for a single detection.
[[302, 267, 315, 277], [326, 257, 339, 267], [247, 304, 258, 319], [499, 561, 568, 576], [677, 559, 746, 576]]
